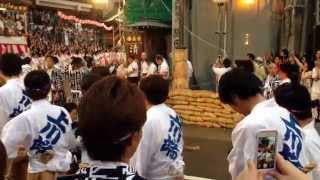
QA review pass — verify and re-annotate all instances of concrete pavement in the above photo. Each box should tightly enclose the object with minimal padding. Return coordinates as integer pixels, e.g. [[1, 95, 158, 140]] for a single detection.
[[183, 125, 232, 180]]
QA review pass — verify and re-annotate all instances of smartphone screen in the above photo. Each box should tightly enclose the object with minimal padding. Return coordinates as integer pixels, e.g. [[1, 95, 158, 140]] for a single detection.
[[256, 131, 277, 170]]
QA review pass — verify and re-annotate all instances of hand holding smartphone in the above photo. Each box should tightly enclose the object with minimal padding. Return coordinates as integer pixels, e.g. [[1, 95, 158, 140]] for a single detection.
[[256, 130, 277, 171]]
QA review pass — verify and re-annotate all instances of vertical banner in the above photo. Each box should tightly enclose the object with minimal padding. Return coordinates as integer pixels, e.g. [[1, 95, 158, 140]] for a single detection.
[[172, 0, 181, 50]]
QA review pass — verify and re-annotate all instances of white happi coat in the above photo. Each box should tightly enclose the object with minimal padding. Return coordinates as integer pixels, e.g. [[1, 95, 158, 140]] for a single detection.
[[0, 78, 31, 130], [228, 100, 307, 180], [1, 99, 74, 173], [131, 103, 184, 179], [303, 121, 320, 180]]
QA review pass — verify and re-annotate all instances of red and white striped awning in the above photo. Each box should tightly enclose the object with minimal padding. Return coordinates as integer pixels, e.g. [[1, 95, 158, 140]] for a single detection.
[[0, 36, 29, 55], [0, 44, 28, 55]]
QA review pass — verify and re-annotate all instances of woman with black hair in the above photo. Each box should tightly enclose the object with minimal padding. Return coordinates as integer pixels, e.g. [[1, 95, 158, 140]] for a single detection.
[[1, 70, 75, 180]]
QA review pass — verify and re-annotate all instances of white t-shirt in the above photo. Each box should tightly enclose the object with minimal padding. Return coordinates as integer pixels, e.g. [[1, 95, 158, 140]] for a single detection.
[[141, 61, 149, 76], [228, 101, 307, 179], [131, 103, 184, 179], [148, 63, 157, 76], [1, 100, 74, 173], [127, 61, 139, 78], [212, 67, 232, 82], [159, 60, 169, 79], [312, 68, 320, 94], [0, 78, 31, 130], [187, 60, 193, 79], [302, 121, 320, 180]]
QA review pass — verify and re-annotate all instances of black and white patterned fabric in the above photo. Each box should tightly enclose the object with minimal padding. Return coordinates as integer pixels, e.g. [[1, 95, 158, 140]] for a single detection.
[[58, 165, 145, 180]]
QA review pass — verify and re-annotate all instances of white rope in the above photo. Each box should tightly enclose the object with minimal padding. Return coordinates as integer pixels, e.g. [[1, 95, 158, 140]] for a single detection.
[[160, 0, 227, 56]]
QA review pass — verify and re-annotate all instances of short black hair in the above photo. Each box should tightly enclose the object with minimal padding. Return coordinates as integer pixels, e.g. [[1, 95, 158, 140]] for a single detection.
[[24, 70, 51, 100], [247, 53, 256, 61], [81, 72, 104, 93], [274, 83, 312, 120], [91, 66, 110, 77], [63, 103, 77, 113], [279, 63, 300, 84], [140, 75, 170, 105], [23, 57, 32, 65], [79, 76, 146, 162], [71, 57, 83, 67], [281, 48, 289, 58], [52, 56, 59, 64], [0, 53, 22, 77], [219, 68, 263, 104], [223, 58, 232, 68]]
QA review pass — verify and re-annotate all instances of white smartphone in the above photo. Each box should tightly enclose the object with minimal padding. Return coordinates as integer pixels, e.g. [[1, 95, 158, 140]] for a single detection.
[[256, 130, 278, 170]]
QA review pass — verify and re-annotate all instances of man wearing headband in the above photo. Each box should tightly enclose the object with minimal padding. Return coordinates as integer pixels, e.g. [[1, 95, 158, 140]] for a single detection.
[[132, 75, 184, 179], [1, 70, 75, 180]]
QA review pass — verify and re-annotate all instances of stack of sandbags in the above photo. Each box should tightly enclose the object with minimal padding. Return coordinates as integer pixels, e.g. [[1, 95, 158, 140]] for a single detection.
[[166, 89, 243, 129]]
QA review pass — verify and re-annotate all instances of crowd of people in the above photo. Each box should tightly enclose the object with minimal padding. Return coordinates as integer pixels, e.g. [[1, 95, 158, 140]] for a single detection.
[[0, 47, 318, 180], [28, 9, 105, 59], [0, 9, 26, 36], [212, 48, 320, 180]]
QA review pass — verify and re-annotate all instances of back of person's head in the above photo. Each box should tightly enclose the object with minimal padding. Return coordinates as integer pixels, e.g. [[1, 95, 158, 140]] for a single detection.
[[140, 75, 169, 105], [279, 63, 300, 84], [223, 58, 232, 68], [274, 83, 312, 120], [219, 68, 263, 104], [91, 66, 110, 77], [78, 76, 146, 162], [23, 57, 32, 65], [0, 141, 6, 180], [24, 70, 51, 101], [247, 53, 256, 61], [71, 57, 83, 68], [0, 53, 22, 77], [52, 56, 59, 64], [63, 103, 77, 113], [281, 48, 289, 58], [81, 72, 104, 93]]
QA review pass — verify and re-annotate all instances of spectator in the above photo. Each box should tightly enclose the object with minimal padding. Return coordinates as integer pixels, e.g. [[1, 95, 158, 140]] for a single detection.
[[21, 57, 33, 80], [218, 68, 306, 179], [132, 75, 184, 179], [263, 63, 280, 99], [315, 50, 320, 62], [0, 53, 31, 131], [280, 48, 290, 62], [77, 76, 146, 179], [140, 52, 149, 78], [155, 55, 170, 80], [212, 57, 232, 90], [278, 63, 300, 85], [187, 60, 194, 84], [45, 56, 65, 105], [1, 70, 75, 180], [127, 56, 139, 84], [301, 58, 313, 92], [275, 83, 320, 180], [247, 53, 266, 81], [311, 61, 320, 101]]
